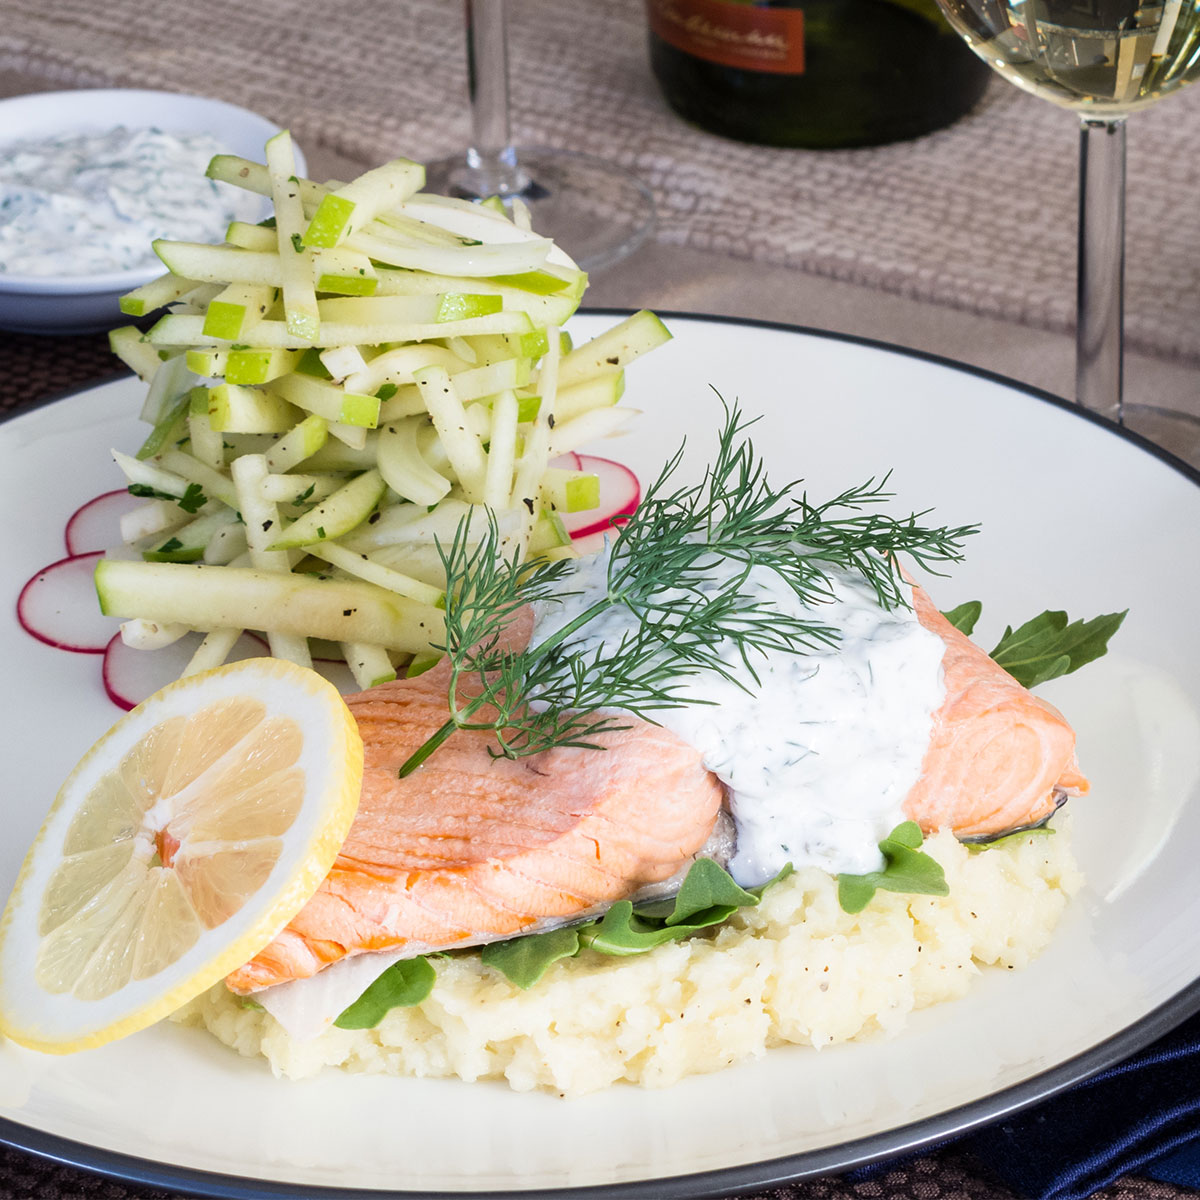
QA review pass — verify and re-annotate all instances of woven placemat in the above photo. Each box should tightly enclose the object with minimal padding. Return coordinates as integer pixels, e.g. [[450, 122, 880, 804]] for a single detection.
[[1, 0, 1199, 364], [0, 331, 123, 417]]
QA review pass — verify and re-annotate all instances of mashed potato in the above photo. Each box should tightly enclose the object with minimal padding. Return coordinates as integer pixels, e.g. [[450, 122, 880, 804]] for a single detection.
[[172, 826, 1081, 1095]]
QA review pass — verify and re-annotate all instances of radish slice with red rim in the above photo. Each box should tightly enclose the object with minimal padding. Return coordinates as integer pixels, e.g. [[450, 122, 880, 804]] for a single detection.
[[17, 552, 117, 653], [64, 489, 141, 556], [561, 455, 641, 540], [102, 631, 270, 710], [548, 451, 583, 471]]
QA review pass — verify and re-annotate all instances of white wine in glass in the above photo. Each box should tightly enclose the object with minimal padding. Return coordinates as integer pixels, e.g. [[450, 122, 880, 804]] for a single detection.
[[424, 0, 656, 273], [932, 1, 1200, 448]]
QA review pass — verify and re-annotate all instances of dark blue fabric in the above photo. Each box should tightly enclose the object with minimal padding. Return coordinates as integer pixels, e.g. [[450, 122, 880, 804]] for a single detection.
[[1143, 1139, 1200, 1190], [849, 1010, 1200, 1200]]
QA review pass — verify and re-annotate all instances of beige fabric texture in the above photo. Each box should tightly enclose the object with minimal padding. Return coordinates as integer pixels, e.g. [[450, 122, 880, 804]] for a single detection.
[[1, 0, 1198, 364]]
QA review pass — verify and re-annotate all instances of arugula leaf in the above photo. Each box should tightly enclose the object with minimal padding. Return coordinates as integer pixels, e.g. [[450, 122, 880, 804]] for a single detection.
[[479, 859, 790, 989], [583, 902, 707, 956], [480, 927, 581, 990], [989, 609, 1127, 688], [941, 600, 982, 635], [940, 603, 1126, 687], [334, 956, 436, 1029], [638, 856, 760, 922], [836, 821, 948, 914]]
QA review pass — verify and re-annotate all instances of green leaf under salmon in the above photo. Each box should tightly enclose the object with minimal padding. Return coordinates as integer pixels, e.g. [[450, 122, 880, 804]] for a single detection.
[[990, 609, 1128, 688], [941, 603, 1126, 687], [334, 956, 436, 1028], [836, 821, 949, 914], [940, 600, 982, 635], [481, 858, 792, 990]]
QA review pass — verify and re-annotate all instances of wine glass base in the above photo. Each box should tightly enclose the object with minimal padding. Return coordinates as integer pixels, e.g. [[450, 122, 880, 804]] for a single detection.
[[1122, 403, 1200, 470], [423, 147, 655, 274]]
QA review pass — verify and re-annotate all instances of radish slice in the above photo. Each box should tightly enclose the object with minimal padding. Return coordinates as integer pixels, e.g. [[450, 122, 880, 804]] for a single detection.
[[548, 451, 583, 471], [561, 455, 641, 540], [17, 552, 116, 653], [102, 631, 269, 710], [64, 490, 141, 556]]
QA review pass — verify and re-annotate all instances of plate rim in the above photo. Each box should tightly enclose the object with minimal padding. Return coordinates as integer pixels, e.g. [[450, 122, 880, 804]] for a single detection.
[[2, 308, 1199, 1197], [5, 306, 1197, 487]]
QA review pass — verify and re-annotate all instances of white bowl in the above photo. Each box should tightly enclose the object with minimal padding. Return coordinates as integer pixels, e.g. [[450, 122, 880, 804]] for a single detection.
[[0, 89, 307, 335]]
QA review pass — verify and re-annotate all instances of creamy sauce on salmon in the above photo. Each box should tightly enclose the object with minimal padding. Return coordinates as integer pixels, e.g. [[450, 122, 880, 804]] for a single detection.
[[530, 547, 948, 883]]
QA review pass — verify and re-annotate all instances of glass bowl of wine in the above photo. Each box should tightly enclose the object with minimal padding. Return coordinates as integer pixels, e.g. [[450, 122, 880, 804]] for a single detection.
[[931, 1, 1200, 453]]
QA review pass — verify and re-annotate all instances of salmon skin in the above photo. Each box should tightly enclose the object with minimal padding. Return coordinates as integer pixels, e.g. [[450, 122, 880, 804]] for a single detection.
[[226, 670, 726, 993], [903, 583, 1088, 839], [227, 584, 1088, 995]]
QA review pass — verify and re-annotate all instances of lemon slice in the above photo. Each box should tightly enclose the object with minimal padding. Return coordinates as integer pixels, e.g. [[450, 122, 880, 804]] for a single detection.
[[0, 657, 362, 1053]]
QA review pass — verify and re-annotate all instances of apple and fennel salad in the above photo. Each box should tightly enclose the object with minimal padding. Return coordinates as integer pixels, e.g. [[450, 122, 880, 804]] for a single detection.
[[96, 129, 661, 696], [14, 138, 1122, 1090]]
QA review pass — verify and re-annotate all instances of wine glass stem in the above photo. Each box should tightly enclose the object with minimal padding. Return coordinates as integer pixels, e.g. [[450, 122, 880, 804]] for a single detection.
[[462, 0, 529, 197], [1076, 117, 1126, 424]]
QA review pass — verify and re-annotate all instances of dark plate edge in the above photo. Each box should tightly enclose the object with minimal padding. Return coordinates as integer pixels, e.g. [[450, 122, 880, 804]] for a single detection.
[[2, 308, 1198, 1199]]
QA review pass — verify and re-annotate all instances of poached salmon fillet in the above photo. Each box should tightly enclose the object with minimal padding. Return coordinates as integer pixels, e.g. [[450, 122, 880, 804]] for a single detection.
[[227, 584, 1087, 995], [902, 584, 1088, 839], [225, 669, 726, 993]]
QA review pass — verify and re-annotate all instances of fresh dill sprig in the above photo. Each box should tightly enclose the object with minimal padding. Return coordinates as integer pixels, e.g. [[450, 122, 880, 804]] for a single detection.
[[397, 403, 977, 777]]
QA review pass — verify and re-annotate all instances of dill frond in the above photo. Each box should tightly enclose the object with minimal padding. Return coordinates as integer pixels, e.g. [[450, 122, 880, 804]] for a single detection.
[[398, 401, 977, 777]]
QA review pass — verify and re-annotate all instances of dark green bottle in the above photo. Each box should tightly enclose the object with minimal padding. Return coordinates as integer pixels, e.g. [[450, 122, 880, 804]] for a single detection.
[[646, 0, 991, 148]]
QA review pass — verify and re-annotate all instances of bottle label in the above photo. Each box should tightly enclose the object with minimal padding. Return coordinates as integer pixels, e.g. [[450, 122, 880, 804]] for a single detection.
[[646, 0, 806, 75]]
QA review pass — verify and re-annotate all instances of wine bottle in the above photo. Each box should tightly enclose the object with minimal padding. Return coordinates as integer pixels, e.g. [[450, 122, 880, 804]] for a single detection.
[[645, 0, 992, 148]]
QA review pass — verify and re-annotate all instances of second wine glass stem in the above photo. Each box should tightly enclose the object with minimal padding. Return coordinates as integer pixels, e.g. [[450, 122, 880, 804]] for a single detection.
[[1076, 117, 1126, 424], [463, 0, 529, 197]]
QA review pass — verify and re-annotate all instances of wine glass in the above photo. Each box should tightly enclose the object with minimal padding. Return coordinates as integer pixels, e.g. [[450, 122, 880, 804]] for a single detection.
[[423, 0, 656, 273], [931, 1, 1200, 445]]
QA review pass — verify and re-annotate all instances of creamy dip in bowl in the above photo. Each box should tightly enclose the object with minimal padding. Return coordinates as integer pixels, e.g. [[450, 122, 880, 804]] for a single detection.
[[0, 89, 303, 334]]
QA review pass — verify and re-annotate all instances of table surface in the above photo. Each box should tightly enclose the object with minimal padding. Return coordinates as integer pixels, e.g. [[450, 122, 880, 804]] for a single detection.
[[1, 1, 1199, 1197]]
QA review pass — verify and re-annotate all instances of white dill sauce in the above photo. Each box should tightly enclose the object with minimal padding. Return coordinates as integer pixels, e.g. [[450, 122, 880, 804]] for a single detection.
[[531, 547, 948, 884], [0, 125, 261, 276]]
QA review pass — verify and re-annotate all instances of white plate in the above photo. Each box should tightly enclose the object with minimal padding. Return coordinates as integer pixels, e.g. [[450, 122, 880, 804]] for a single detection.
[[2, 313, 1199, 1197], [0, 89, 304, 334]]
